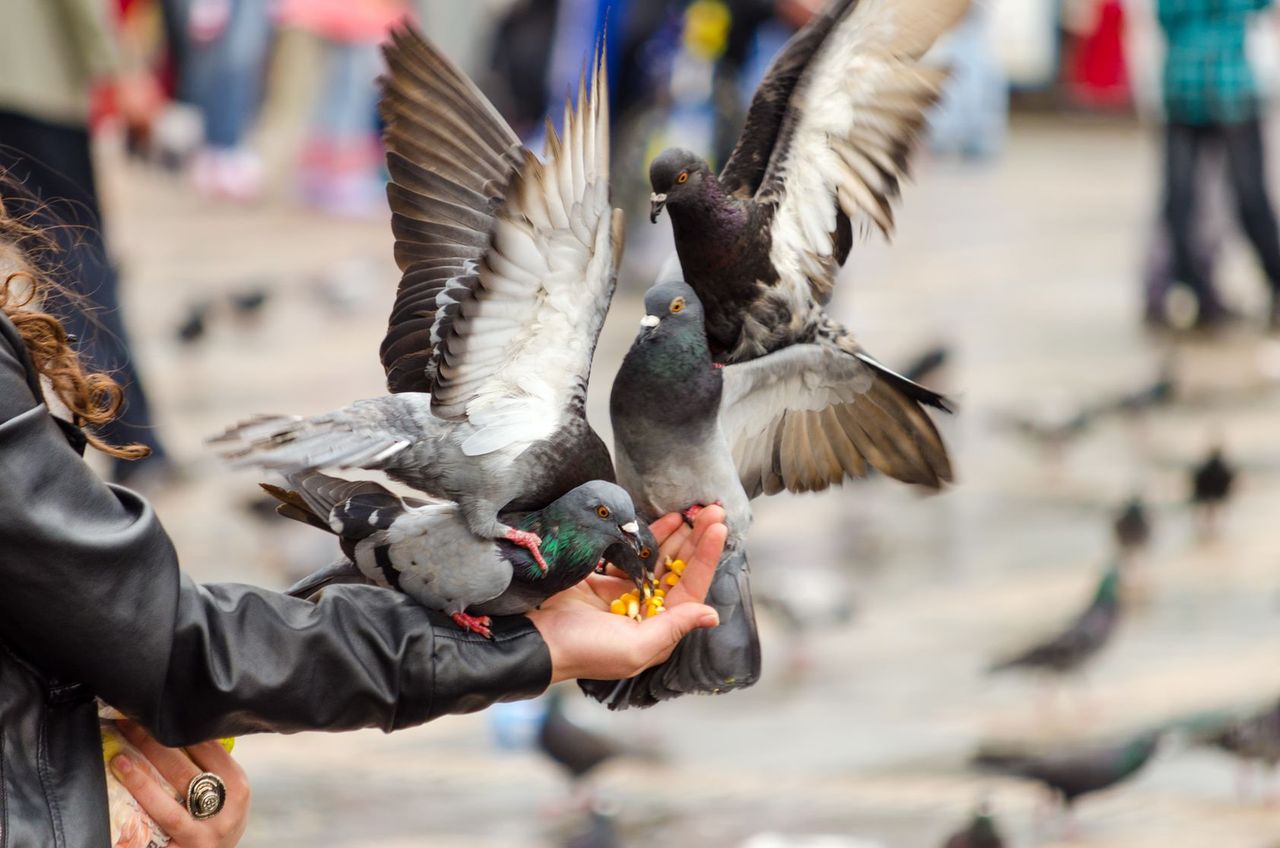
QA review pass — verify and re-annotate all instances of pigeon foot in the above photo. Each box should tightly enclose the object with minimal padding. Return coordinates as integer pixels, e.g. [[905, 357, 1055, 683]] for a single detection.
[[681, 500, 723, 526], [451, 612, 494, 639], [506, 528, 549, 574]]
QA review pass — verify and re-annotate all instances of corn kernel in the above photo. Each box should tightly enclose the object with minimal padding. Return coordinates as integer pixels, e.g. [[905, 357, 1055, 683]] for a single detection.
[[654, 589, 666, 599], [610, 598, 627, 615], [663, 572, 680, 586], [626, 599, 640, 619], [668, 559, 686, 576]]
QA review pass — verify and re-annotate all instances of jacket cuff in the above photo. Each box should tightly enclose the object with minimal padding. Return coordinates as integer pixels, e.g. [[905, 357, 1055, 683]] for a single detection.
[[405, 614, 552, 726]]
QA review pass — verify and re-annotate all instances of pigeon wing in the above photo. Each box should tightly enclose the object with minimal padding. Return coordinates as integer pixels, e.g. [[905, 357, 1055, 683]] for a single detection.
[[430, 50, 621, 458], [750, 0, 967, 305], [379, 26, 524, 395], [720, 343, 952, 497]]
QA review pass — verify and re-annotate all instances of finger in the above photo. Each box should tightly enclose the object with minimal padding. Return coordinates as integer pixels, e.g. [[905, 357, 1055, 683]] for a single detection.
[[584, 573, 635, 604], [118, 720, 201, 793], [656, 521, 691, 564], [668, 521, 727, 605], [186, 740, 250, 806], [633, 601, 719, 668], [649, 513, 684, 545], [109, 754, 197, 843], [669, 505, 726, 568]]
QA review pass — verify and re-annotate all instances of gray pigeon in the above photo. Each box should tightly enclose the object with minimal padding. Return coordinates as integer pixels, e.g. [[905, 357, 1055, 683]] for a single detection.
[[264, 473, 643, 637], [581, 278, 949, 708], [988, 566, 1122, 677], [645, 0, 963, 488], [212, 28, 623, 572], [1197, 698, 1280, 773]]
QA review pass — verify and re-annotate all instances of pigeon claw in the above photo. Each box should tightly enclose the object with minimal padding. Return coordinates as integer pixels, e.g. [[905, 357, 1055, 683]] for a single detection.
[[681, 500, 723, 527], [506, 528, 549, 574], [450, 612, 494, 639]]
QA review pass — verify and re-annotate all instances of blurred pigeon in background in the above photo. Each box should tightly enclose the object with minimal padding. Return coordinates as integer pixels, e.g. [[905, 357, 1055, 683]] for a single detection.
[[1190, 444, 1236, 534], [1112, 496, 1151, 558], [213, 29, 623, 571], [988, 565, 1122, 680], [973, 731, 1162, 816], [940, 803, 1005, 848], [264, 473, 642, 637], [1192, 697, 1280, 799]]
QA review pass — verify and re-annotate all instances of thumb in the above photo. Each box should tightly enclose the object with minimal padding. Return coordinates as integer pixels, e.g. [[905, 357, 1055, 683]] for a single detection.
[[636, 602, 719, 667]]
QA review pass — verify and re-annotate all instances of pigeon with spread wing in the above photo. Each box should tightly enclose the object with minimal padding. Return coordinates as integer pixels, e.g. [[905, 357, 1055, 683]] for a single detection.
[[645, 0, 965, 489], [213, 28, 624, 571]]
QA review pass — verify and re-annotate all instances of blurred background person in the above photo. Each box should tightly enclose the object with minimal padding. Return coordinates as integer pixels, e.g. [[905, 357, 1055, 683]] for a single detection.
[[1157, 0, 1280, 329], [280, 0, 408, 216], [0, 0, 171, 484], [172, 0, 274, 201], [928, 2, 1009, 160]]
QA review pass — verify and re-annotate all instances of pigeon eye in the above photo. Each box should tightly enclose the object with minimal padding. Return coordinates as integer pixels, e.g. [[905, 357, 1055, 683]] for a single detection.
[[639, 546, 653, 559], [670, 297, 686, 314], [676, 171, 689, 185], [596, 505, 611, 519]]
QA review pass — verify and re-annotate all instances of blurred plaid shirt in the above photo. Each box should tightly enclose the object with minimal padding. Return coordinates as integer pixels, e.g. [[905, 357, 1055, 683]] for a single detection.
[[1158, 0, 1274, 125]]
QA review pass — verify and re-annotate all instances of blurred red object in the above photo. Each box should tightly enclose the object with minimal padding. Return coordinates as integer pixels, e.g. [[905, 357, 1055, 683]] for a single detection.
[[1068, 0, 1130, 109], [277, 0, 410, 42]]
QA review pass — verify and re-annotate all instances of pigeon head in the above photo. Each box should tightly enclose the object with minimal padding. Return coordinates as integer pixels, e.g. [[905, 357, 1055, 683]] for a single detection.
[[551, 480, 643, 556], [603, 522, 659, 591], [649, 148, 712, 223], [637, 279, 705, 342]]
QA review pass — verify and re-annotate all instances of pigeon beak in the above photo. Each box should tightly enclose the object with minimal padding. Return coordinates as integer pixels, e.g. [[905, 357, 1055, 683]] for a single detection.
[[649, 193, 667, 224], [619, 520, 641, 549], [639, 313, 661, 341]]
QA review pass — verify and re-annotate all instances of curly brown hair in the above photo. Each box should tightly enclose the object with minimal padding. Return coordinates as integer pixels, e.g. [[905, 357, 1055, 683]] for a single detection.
[[0, 182, 149, 461]]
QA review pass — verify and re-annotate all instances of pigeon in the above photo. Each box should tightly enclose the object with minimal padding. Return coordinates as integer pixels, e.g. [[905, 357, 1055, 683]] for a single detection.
[[645, 0, 961, 487], [973, 731, 1162, 810], [581, 278, 948, 709], [262, 472, 643, 638], [212, 28, 623, 571], [648, 0, 968, 361], [989, 565, 1122, 677], [1112, 496, 1151, 556], [1196, 698, 1280, 775], [1191, 444, 1236, 531], [537, 689, 657, 783], [940, 804, 1005, 848]]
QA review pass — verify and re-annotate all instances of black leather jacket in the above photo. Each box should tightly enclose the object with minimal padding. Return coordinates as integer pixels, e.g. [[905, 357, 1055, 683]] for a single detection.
[[0, 313, 551, 847]]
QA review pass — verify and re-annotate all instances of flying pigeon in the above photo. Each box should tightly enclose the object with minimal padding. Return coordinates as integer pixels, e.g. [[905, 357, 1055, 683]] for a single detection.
[[940, 804, 1005, 848], [263, 473, 643, 638], [989, 565, 1122, 678], [212, 28, 623, 571], [581, 278, 948, 708], [1112, 496, 1151, 557], [645, 0, 962, 488], [973, 731, 1162, 811]]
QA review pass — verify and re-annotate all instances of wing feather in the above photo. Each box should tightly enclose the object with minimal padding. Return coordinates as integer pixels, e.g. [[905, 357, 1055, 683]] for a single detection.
[[721, 342, 952, 497], [751, 0, 967, 306]]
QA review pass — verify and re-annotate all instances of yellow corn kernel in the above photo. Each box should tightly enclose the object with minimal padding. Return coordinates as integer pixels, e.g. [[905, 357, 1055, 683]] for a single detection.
[[220, 738, 235, 754], [626, 599, 640, 619], [610, 598, 627, 615], [668, 559, 686, 576], [654, 588, 666, 599], [645, 605, 665, 618], [663, 572, 680, 587]]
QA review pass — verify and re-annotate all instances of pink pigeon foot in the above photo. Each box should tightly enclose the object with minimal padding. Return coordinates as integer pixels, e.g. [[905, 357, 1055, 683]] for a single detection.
[[450, 612, 494, 639], [681, 500, 723, 526], [505, 528, 548, 574]]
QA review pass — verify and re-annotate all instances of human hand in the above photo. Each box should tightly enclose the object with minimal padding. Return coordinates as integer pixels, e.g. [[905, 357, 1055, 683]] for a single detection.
[[527, 505, 728, 684], [109, 720, 250, 848]]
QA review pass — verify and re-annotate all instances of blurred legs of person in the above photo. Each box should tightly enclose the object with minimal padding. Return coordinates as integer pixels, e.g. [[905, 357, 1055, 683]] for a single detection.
[[297, 40, 385, 216], [1220, 119, 1280, 326], [0, 111, 168, 482], [181, 0, 273, 201]]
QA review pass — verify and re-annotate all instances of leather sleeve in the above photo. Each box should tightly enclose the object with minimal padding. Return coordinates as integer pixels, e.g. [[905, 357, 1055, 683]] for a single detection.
[[0, 326, 551, 745]]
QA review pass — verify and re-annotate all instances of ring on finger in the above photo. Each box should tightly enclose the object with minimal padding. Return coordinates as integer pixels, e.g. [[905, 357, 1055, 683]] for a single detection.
[[186, 772, 227, 820]]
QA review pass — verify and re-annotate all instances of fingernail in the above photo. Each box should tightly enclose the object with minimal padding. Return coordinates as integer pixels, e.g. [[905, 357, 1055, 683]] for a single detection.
[[110, 754, 133, 776], [699, 611, 720, 627]]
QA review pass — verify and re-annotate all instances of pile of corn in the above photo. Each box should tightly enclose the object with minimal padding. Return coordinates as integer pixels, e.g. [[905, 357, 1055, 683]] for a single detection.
[[610, 557, 685, 620]]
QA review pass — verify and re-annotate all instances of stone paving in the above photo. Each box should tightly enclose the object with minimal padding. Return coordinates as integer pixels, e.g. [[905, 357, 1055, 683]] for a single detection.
[[98, 114, 1280, 846]]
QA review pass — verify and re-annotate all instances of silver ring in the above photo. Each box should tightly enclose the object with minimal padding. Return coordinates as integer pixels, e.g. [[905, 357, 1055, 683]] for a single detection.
[[186, 772, 226, 820]]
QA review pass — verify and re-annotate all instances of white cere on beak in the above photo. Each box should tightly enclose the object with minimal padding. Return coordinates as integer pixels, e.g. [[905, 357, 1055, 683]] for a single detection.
[[650, 192, 667, 204], [620, 521, 639, 534], [639, 315, 660, 328]]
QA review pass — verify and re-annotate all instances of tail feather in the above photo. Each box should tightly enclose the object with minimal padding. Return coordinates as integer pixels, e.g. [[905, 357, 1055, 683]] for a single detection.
[[285, 559, 370, 599], [579, 545, 761, 710]]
